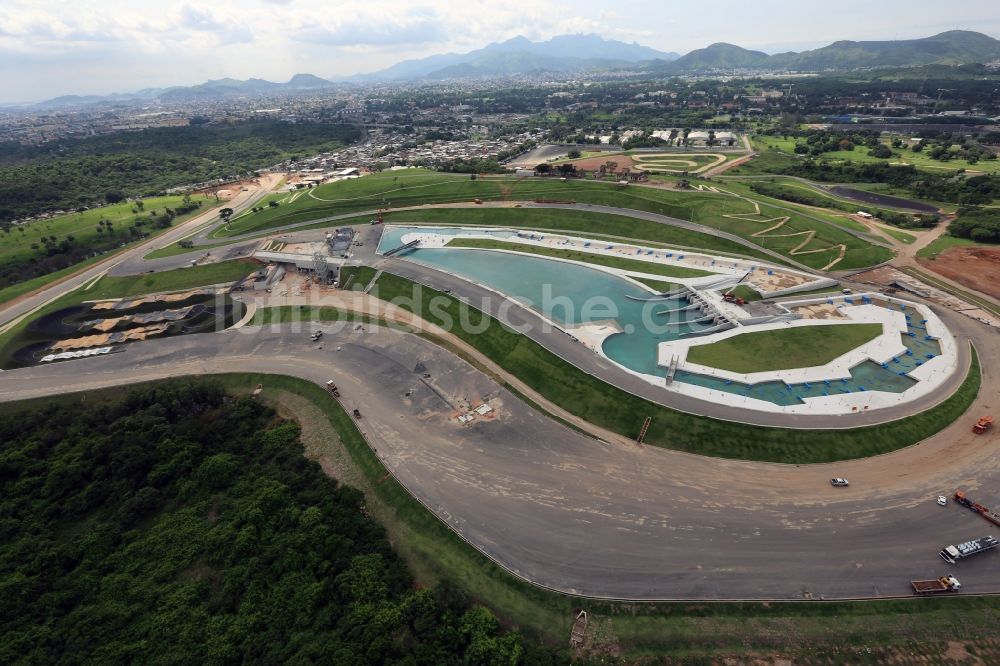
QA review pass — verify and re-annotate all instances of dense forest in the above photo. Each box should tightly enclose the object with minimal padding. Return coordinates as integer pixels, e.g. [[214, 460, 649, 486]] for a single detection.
[[0, 121, 360, 222], [773, 160, 1000, 206], [0, 382, 561, 664], [949, 209, 1000, 243]]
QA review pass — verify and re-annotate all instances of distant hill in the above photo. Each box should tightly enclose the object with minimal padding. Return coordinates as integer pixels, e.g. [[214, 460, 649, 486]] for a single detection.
[[667, 43, 771, 71], [351, 33, 679, 81], [35, 74, 337, 108], [658, 30, 1000, 73], [772, 30, 1000, 70]]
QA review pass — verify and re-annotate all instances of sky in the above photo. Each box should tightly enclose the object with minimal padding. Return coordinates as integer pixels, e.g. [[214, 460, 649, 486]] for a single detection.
[[1, 0, 999, 103]]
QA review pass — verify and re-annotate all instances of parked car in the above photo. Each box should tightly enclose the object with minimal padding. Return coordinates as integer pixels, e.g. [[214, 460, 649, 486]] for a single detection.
[[830, 478, 850, 487], [311, 330, 323, 341], [937, 495, 948, 506]]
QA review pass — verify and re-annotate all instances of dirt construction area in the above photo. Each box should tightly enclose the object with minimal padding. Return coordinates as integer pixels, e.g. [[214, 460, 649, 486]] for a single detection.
[[565, 154, 637, 172], [920, 247, 1000, 300]]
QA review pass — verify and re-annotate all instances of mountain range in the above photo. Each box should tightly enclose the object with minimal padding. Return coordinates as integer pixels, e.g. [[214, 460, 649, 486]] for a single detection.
[[31, 30, 1000, 107], [347, 34, 678, 81], [658, 30, 1000, 73]]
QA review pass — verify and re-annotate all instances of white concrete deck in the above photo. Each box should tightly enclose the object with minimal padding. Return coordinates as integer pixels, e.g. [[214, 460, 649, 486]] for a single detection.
[[656, 294, 959, 416]]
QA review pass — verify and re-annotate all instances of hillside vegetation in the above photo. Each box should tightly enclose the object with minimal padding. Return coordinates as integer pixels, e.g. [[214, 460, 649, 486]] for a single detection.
[[0, 121, 360, 223], [0, 382, 557, 664]]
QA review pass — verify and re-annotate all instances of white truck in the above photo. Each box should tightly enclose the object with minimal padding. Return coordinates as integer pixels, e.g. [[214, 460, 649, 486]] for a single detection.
[[939, 536, 999, 564]]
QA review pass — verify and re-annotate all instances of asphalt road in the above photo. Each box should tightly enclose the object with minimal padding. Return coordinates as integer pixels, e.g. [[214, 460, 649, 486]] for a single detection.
[[1, 324, 998, 601], [0, 176, 279, 332]]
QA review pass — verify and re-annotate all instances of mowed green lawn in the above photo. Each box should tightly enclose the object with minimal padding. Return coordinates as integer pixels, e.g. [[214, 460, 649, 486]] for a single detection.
[[215, 170, 892, 271], [445, 238, 716, 279], [2, 195, 211, 266], [84, 259, 259, 301], [686, 323, 883, 373]]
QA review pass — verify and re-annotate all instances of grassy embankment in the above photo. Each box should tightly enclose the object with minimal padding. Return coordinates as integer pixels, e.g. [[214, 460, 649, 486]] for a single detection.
[[630, 277, 679, 292], [0, 195, 212, 306], [171, 373, 1000, 662], [444, 238, 715, 279], [337, 266, 378, 291], [917, 234, 993, 259], [368, 270, 980, 464], [0, 195, 209, 266], [686, 324, 882, 373], [211, 170, 892, 271], [724, 284, 762, 302]]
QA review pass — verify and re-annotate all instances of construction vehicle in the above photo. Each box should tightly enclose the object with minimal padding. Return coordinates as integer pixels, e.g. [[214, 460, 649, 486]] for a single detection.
[[973, 416, 994, 434], [939, 536, 999, 564], [953, 491, 1000, 527], [911, 575, 961, 595], [722, 291, 746, 306], [325, 381, 340, 398]]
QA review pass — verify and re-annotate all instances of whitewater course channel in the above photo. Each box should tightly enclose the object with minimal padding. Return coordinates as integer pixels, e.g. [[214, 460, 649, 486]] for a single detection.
[[378, 226, 940, 407]]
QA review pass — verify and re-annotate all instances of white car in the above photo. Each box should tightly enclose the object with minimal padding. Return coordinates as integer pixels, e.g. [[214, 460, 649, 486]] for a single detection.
[[937, 496, 948, 506], [830, 478, 849, 487]]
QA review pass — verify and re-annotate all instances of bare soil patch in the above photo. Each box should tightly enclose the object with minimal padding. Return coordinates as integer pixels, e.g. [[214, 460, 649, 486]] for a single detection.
[[565, 154, 637, 172], [920, 246, 1000, 301]]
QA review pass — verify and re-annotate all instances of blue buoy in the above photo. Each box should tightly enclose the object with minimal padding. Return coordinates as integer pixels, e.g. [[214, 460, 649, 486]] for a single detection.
[[926, 353, 935, 359], [841, 378, 849, 384], [859, 386, 866, 392], [898, 371, 907, 376], [804, 383, 812, 390], [906, 350, 913, 356], [881, 363, 889, 368], [824, 379, 831, 386]]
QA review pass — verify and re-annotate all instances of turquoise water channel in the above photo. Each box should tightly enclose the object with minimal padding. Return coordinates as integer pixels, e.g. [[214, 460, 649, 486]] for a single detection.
[[378, 226, 937, 406]]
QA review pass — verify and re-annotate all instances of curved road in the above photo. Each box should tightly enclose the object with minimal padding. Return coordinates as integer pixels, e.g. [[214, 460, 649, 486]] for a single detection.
[[0, 323, 997, 600]]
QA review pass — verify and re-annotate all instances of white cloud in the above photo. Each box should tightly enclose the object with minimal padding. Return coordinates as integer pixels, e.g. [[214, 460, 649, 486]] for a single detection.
[[296, 8, 446, 46]]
